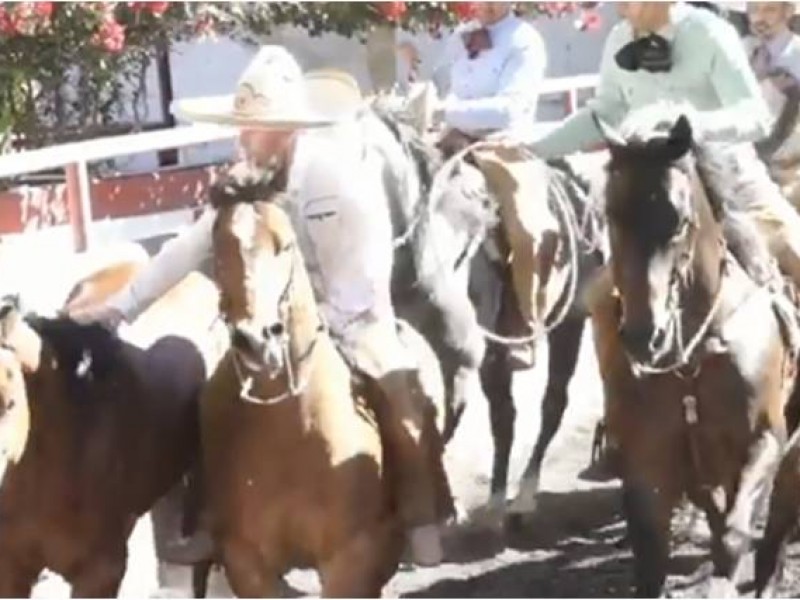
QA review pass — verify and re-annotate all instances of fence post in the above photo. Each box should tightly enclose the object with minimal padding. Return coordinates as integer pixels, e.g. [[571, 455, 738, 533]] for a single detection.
[[64, 161, 93, 252], [564, 88, 578, 115]]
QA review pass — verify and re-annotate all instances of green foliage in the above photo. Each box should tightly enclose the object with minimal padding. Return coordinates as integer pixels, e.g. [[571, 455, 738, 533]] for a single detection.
[[0, 2, 595, 151]]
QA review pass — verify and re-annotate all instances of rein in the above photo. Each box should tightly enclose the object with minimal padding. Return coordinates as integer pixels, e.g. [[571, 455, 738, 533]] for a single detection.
[[232, 322, 325, 406], [628, 254, 729, 378], [624, 166, 730, 378]]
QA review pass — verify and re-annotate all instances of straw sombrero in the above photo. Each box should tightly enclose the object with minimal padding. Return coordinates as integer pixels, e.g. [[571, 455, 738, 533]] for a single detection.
[[171, 46, 364, 130]]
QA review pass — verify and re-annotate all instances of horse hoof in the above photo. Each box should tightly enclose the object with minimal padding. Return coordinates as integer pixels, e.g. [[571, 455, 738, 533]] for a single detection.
[[707, 577, 737, 599], [462, 496, 507, 532]]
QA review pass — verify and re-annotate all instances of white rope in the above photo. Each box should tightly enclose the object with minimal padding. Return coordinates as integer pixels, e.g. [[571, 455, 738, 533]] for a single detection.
[[427, 139, 582, 346], [628, 259, 728, 377]]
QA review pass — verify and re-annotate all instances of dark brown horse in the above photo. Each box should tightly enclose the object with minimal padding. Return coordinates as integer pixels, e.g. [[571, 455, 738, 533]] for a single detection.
[[0, 268, 218, 597], [201, 187, 449, 596], [593, 112, 794, 596]]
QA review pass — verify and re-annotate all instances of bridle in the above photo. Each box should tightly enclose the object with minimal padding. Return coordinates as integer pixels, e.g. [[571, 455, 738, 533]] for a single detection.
[[622, 165, 728, 377], [222, 241, 326, 406]]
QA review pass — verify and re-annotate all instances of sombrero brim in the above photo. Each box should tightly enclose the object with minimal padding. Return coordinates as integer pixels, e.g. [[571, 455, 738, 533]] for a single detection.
[[171, 94, 336, 130], [171, 70, 366, 130]]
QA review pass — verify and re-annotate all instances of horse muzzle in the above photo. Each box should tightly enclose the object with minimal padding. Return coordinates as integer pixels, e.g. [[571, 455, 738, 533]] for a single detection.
[[230, 323, 285, 377]]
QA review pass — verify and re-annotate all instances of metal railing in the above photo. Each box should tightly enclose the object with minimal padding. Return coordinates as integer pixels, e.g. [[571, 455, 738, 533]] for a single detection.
[[0, 73, 599, 252]]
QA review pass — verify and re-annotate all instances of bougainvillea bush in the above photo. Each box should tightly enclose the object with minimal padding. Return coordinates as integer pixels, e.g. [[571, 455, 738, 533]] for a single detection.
[[0, 2, 600, 151]]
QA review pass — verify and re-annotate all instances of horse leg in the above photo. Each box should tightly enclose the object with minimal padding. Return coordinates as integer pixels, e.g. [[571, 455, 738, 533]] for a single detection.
[[508, 315, 585, 517], [319, 521, 401, 598], [713, 428, 783, 595], [221, 537, 282, 598], [69, 549, 127, 598], [482, 345, 515, 520], [192, 559, 215, 598], [755, 433, 800, 597], [622, 473, 678, 597]]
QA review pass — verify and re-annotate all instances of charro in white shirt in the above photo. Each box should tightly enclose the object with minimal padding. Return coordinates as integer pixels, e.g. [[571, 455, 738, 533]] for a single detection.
[[108, 115, 397, 340], [438, 10, 546, 138]]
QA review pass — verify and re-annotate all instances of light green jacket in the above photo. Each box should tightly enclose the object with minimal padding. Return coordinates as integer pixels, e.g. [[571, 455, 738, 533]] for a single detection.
[[534, 3, 771, 158]]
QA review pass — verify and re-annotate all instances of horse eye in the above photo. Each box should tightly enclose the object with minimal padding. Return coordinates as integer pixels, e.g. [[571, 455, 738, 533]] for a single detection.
[[266, 323, 285, 338]]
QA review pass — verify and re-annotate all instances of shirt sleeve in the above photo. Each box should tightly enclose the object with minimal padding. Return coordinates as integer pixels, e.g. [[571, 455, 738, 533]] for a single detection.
[[531, 28, 628, 159], [108, 207, 215, 323], [774, 37, 800, 83], [697, 19, 771, 143]]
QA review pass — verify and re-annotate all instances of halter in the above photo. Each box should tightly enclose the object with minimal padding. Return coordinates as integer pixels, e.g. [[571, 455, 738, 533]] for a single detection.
[[225, 242, 326, 406]]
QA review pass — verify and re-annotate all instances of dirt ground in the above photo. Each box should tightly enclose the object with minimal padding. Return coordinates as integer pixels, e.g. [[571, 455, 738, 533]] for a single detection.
[[29, 326, 800, 598]]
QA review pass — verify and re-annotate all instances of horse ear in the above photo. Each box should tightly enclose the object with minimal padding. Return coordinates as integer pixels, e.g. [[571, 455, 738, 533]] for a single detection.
[[666, 115, 693, 159], [591, 111, 627, 150]]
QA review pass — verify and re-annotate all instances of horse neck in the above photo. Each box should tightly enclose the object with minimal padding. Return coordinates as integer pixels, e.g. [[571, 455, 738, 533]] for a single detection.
[[683, 168, 725, 322], [284, 249, 325, 364]]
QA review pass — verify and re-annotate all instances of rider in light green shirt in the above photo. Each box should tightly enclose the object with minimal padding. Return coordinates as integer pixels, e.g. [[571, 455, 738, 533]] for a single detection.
[[534, 2, 771, 156], [525, 2, 800, 294]]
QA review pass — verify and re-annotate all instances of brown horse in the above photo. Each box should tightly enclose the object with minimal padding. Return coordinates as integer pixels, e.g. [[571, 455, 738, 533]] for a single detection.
[[469, 149, 606, 519], [0, 265, 219, 597], [593, 112, 794, 596], [421, 143, 607, 522], [201, 186, 451, 596]]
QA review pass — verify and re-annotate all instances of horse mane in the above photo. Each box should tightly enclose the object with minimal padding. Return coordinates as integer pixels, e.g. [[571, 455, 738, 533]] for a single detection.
[[24, 315, 123, 383], [371, 105, 442, 199], [617, 102, 691, 146], [613, 102, 725, 221], [209, 163, 286, 210]]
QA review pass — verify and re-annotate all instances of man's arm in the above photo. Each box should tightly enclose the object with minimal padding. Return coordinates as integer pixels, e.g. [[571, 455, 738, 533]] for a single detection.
[[696, 19, 772, 143], [530, 27, 628, 159], [108, 208, 215, 323], [443, 30, 546, 132]]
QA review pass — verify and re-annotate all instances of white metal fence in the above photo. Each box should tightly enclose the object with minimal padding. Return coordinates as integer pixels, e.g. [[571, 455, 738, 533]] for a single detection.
[[0, 74, 599, 252]]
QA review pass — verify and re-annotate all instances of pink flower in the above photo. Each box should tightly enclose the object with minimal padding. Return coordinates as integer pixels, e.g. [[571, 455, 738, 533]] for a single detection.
[[146, 2, 169, 16], [92, 15, 126, 53], [33, 2, 53, 19], [449, 2, 476, 21], [576, 8, 602, 31], [376, 2, 407, 22]]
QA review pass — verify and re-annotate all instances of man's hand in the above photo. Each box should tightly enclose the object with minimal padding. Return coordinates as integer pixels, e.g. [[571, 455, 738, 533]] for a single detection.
[[474, 136, 537, 162], [69, 303, 125, 332], [768, 67, 800, 96]]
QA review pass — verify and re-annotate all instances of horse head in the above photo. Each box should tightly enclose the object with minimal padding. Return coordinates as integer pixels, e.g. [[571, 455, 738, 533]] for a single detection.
[[210, 163, 300, 379], [0, 295, 38, 488], [597, 107, 724, 366]]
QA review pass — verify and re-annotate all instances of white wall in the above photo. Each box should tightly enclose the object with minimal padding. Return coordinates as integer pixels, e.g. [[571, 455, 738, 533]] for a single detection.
[[114, 4, 618, 173]]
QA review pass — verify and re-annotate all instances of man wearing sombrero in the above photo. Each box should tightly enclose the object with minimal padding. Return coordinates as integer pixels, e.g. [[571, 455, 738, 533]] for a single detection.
[[74, 46, 448, 567]]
